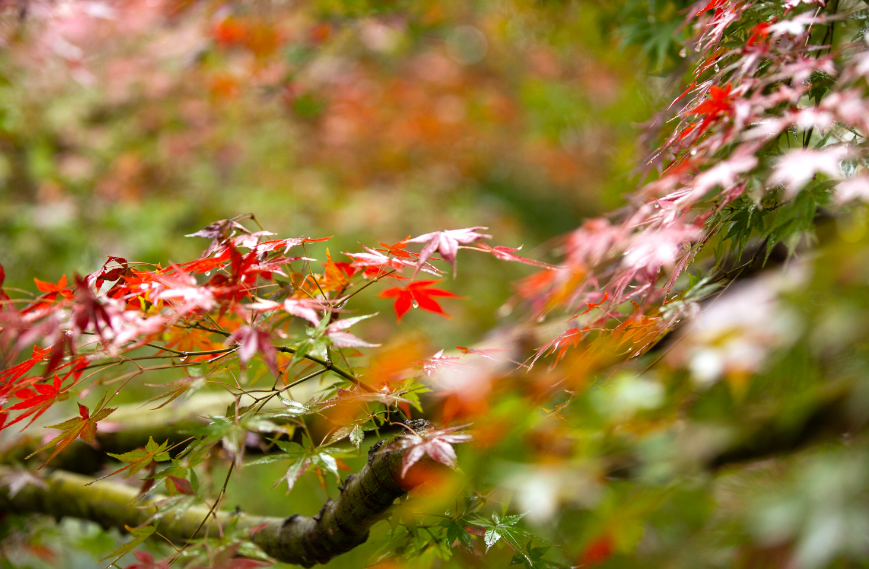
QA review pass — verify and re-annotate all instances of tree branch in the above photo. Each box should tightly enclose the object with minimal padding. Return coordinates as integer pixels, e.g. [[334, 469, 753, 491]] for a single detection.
[[0, 443, 415, 567]]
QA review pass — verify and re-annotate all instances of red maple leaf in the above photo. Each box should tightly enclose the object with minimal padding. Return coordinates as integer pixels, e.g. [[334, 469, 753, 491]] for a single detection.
[[25, 274, 74, 313], [699, 0, 727, 12], [4, 360, 86, 431], [378, 281, 463, 322], [688, 83, 734, 134], [747, 21, 772, 46], [0, 346, 50, 399], [376, 237, 415, 259], [34, 274, 71, 296]]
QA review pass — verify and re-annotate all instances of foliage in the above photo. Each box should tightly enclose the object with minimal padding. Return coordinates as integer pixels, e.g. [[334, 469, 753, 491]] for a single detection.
[[3, 1, 869, 569]]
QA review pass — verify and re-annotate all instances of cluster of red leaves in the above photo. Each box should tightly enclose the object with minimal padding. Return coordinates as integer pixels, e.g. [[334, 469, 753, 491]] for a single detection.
[[0, 215, 541, 466]]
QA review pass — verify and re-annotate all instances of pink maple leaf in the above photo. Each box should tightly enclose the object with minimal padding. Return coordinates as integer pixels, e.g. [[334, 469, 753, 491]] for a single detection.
[[623, 222, 703, 274], [226, 325, 279, 378], [256, 236, 332, 255], [834, 175, 869, 204], [688, 152, 757, 201], [408, 227, 492, 277], [418, 349, 467, 377], [769, 146, 849, 199], [344, 245, 426, 273], [154, 269, 216, 316], [324, 314, 380, 348], [124, 551, 170, 569], [393, 425, 472, 478], [566, 219, 626, 268], [247, 298, 324, 326]]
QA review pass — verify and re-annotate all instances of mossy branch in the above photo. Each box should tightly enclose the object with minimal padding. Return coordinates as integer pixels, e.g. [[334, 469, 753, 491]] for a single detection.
[[0, 443, 414, 567]]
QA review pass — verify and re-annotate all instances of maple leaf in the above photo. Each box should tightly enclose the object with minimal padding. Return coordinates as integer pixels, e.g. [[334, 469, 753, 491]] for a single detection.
[[455, 345, 526, 367], [153, 268, 216, 315], [687, 83, 734, 132], [769, 146, 848, 199], [33, 274, 72, 298], [189, 543, 271, 569], [324, 314, 381, 348], [256, 235, 331, 255], [322, 248, 353, 290], [834, 174, 869, 204], [698, 0, 727, 11], [392, 425, 472, 478], [476, 243, 559, 269], [407, 227, 492, 277], [283, 298, 324, 325], [166, 475, 195, 495], [186, 217, 250, 258], [247, 298, 324, 325], [71, 276, 119, 339], [467, 513, 532, 556], [344, 245, 427, 274], [231, 230, 277, 249], [226, 325, 279, 378], [27, 400, 116, 470], [87, 436, 171, 484], [90, 256, 131, 290], [529, 327, 585, 368], [248, 439, 344, 493], [101, 525, 156, 564], [566, 218, 624, 268], [689, 151, 758, 200], [25, 274, 74, 314], [622, 222, 703, 274], [123, 551, 170, 569], [4, 360, 86, 431], [769, 12, 818, 37], [419, 349, 467, 377], [377, 237, 415, 259], [378, 280, 462, 322], [0, 345, 49, 398], [0, 466, 47, 499]]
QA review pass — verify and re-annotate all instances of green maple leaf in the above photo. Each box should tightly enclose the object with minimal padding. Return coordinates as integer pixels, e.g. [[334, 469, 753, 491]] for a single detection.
[[86, 436, 171, 485], [441, 519, 474, 551], [98, 524, 155, 563], [247, 439, 344, 492], [26, 397, 116, 471], [469, 513, 536, 558]]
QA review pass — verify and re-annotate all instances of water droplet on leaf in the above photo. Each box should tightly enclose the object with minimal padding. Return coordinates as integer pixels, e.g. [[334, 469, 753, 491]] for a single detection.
[[412, 300, 419, 308], [714, 63, 720, 72], [679, 47, 687, 57]]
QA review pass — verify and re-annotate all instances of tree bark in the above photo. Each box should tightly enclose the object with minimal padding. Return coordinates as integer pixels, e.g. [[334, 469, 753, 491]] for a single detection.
[[0, 442, 413, 567]]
